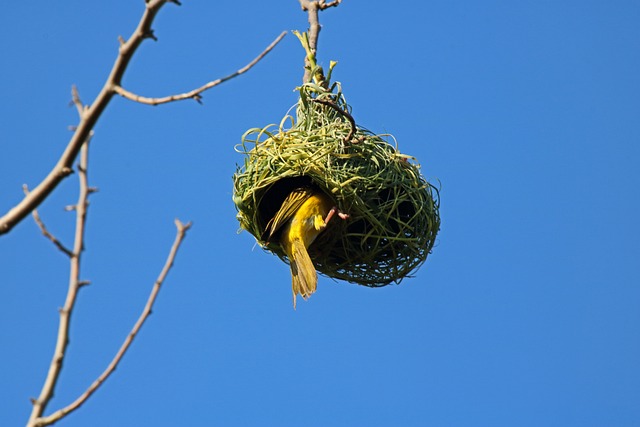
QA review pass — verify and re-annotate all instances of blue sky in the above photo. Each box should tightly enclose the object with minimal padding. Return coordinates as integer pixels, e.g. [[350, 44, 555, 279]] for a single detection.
[[1, 1, 639, 426]]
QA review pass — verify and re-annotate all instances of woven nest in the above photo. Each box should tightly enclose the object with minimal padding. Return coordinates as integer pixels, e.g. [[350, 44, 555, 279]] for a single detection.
[[232, 81, 440, 287]]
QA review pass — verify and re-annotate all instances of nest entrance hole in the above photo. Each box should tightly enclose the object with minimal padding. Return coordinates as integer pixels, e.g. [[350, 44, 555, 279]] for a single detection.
[[257, 175, 333, 241]]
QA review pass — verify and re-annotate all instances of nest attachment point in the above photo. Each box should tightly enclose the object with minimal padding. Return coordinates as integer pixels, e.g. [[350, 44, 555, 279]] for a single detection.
[[233, 82, 440, 287]]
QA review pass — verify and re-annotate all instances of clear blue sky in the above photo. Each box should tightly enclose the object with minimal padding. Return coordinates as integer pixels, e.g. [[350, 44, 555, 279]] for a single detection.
[[1, 1, 639, 426]]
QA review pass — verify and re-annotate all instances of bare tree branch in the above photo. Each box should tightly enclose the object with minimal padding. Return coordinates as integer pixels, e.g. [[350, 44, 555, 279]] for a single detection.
[[26, 31, 195, 422], [114, 31, 287, 106], [298, 0, 341, 82], [0, 0, 174, 236], [27, 139, 93, 427], [70, 85, 88, 117], [0, 1, 283, 236], [23, 185, 74, 258], [32, 220, 192, 427]]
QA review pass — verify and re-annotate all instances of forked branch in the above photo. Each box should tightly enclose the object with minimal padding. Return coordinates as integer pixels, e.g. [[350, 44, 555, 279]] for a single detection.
[[0, 0, 284, 236], [0, 0, 172, 236], [30, 220, 192, 427], [27, 138, 93, 427]]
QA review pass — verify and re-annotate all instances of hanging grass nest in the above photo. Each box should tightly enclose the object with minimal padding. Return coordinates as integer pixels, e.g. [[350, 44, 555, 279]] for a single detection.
[[233, 57, 440, 287]]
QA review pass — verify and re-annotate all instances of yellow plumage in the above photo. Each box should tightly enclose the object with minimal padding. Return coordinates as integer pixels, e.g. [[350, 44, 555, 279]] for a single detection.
[[266, 187, 335, 308]]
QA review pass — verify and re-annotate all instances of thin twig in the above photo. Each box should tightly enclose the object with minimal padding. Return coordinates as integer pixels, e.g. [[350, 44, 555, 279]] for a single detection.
[[23, 185, 74, 258], [70, 85, 88, 118], [34, 220, 192, 427], [311, 98, 357, 142], [317, 0, 342, 10], [114, 31, 287, 106], [27, 139, 93, 427]]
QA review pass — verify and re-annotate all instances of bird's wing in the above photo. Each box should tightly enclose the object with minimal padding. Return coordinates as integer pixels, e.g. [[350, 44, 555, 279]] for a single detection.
[[265, 187, 314, 239]]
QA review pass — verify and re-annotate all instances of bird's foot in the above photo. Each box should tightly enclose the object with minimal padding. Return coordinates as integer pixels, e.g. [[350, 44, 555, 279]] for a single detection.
[[324, 206, 350, 225]]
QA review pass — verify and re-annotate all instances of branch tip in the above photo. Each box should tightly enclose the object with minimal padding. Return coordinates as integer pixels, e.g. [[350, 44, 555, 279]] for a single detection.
[[27, 198, 74, 257], [300, 0, 340, 10], [319, 0, 342, 10], [114, 31, 286, 106], [174, 219, 193, 233]]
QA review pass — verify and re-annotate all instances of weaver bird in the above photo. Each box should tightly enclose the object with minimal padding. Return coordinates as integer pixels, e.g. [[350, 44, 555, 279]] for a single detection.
[[266, 187, 348, 308]]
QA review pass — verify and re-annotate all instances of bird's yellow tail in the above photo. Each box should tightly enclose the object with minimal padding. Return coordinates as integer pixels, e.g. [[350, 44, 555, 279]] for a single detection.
[[289, 238, 317, 309]]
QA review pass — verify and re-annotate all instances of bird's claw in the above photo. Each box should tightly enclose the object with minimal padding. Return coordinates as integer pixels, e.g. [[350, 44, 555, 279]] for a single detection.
[[324, 206, 349, 225]]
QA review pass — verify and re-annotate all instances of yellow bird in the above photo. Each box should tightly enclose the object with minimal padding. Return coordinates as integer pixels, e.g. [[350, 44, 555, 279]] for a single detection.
[[266, 187, 348, 308]]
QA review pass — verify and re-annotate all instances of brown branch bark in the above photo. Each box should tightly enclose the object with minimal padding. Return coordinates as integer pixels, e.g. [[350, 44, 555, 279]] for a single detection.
[[27, 139, 93, 427], [25, 80, 192, 426], [23, 185, 74, 257], [31, 219, 192, 427], [0, 2, 282, 236], [298, 0, 341, 82], [114, 31, 287, 105], [0, 0, 174, 236], [26, 58, 193, 426]]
